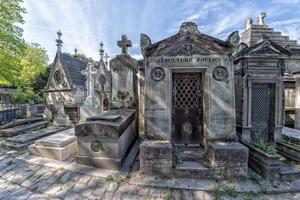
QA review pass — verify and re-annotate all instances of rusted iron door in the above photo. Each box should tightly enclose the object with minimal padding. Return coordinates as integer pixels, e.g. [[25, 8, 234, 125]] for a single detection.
[[172, 73, 203, 145], [251, 83, 275, 142]]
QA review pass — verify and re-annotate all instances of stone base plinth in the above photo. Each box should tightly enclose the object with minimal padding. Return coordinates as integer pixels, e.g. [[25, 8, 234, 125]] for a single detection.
[[245, 143, 281, 180], [207, 142, 249, 179], [80, 104, 100, 122], [140, 140, 173, 177], [28, 129, 77, 161], [53, 114, 71, 127], [29, 141, 77, 161]]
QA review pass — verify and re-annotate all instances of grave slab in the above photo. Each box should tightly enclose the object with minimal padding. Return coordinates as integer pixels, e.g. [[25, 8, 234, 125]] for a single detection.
[[29, 128, 76, 161], [0, 121, 47, 137], [0, 117, 44, 130], [5, 126, 68, 150]]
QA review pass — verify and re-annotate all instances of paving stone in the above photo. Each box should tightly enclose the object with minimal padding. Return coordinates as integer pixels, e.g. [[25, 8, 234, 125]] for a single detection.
[[121, 194, 142, 200], [113, 192, 122, 200], [104, 191, 114, 200], [44, 183, 62, 197], [88, 177, 106, 188], [5, 188, 32, 200], [78, 174, 91, 184], [193, 191, 212, 200], [118, 184, 138, 194], [107, 182, 119, 192], [27, 193, 52, 200], [59, 171, 72, 183], [73, 182, 85, 193], [64, 192, 81, 200], [137, 186, 149, 196], [93, 187, 106, 197], [55, 181, 76, 198], [81, 188, 96, 198]]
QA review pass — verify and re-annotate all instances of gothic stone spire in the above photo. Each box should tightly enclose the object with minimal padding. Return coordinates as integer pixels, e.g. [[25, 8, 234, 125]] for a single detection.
[[117, 35, 132, 55], [99, 42, 104, 61]]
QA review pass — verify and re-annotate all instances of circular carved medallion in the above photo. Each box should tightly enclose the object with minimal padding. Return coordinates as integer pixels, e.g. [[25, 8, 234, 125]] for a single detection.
[[182, 122, 192, 135], [151, 67, 165, 81], [213, 66, 228, 81], [54, 70, 63, 84], [63, 81, 68, 88], [91, 140, 103, 152]]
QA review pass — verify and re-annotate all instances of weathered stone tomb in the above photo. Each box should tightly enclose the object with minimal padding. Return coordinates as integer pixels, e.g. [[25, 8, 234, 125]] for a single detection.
[[139, 22, 248, 179], [75, 35, 138, 170]]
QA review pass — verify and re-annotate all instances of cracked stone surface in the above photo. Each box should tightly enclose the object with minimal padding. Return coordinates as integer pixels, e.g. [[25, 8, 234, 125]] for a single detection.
[[0, 148, 299, 199]]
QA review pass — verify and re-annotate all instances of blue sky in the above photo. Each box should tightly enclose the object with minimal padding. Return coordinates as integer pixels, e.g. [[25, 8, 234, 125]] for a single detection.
[[22, 0, 300, 62]]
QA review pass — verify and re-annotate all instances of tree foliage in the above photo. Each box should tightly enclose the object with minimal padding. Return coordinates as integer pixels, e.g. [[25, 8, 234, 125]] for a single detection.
[[73, 52, 94, 63], [12, 43, 49, 103], [0, 0, 26, 84]]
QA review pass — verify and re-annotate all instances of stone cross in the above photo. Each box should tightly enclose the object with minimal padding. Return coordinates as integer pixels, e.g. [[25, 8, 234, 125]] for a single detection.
[[117, 35, 132, 55], [81, 63, 98, 105], [74, 48, 78, 55], [104, 53, 109, 66], [56, 30, 63, 53], [257, 12, 266, 25]]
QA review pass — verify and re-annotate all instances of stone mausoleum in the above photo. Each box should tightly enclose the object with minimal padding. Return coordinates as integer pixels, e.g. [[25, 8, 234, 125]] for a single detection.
[[139, 22, 248, 179]]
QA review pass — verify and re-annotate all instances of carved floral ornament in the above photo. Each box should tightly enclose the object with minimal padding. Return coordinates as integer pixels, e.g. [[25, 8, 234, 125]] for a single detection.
[[212, 66, 228, 81], [54, 70, 63, 84], [150, 67, 165, 81]]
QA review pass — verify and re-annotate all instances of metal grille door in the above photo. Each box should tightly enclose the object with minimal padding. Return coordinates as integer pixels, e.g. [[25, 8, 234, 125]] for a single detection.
[[251, 83, 274, 142], [172, 73, 203, 145]]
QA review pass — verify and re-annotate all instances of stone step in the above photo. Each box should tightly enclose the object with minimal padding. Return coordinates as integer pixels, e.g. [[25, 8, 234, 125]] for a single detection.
[[280, 165, 300, 181], [120, 138, 141, 172], [0, 121, 47, 137], [174, 161, 213, 179], [0, 117, 44, 130], [5, 126, 69, 150], [174, 146, 204, 162]]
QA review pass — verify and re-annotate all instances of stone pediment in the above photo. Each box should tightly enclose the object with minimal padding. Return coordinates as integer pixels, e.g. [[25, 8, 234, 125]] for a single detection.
[[250, 46, 281, 56], [235, 38, 291, 58], [156, 41, 212, 56], [141, 22, 233, 58]]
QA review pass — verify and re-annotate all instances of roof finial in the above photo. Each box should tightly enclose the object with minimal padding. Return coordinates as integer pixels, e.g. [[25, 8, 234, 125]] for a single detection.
[[56, 30, 63, 53], [104, 53, 109, 66], [99, 42, 104, 61], [74, 48, 78, 55], [117, 35, 132, 55], [257, 12, 266, 25]]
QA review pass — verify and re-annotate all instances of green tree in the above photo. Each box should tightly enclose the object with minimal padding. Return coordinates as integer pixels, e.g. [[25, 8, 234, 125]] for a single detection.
[[0, 0, 26, 84], [17, 43, 48, 86], [73, 52, 94, 63], [31, 63, 51, 96], [12, 43, 49, 103]]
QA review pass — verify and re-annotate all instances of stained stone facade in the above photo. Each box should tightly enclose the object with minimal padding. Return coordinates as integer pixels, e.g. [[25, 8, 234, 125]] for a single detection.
[[234, 36, 290, 144], [240, 13, 300, 128], [140, 22, 248, 179]]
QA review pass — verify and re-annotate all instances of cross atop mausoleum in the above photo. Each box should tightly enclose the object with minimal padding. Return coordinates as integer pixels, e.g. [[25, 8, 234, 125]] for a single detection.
[[257, 12, 266, 25], [117, 35, 132, 55], [99, 42, 104, 60]]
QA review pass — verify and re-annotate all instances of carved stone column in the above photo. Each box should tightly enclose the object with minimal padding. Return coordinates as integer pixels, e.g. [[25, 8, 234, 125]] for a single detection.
[[293, 72, 300, 130]]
